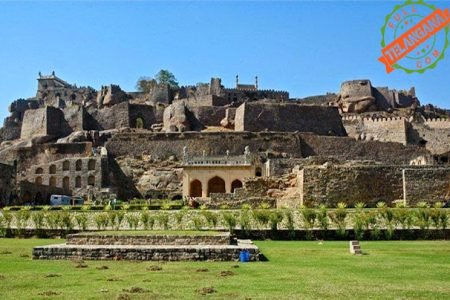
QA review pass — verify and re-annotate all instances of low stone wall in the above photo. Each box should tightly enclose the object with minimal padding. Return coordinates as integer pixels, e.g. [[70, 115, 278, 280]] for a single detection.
[[33, 241, 260, 261], [66, 233, 231, 246]]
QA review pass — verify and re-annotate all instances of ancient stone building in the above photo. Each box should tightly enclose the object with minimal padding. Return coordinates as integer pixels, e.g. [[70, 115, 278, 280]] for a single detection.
[[0, 73, 449, 207]]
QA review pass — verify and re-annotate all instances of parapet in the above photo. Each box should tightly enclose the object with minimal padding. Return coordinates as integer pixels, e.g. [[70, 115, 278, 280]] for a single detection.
[[424, 118, 450, 129]]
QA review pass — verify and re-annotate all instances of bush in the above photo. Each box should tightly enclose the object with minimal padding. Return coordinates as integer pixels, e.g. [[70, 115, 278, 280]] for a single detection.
[[125, 213, 140, 230], [156, 212, 170, 230], [94, 213, 109, 230], [252, 209, 271, 229], [221, 211, 237, 233], [74, 213, 88, 231], [269, 210, 284, 231], [201, 210, 219, 229]]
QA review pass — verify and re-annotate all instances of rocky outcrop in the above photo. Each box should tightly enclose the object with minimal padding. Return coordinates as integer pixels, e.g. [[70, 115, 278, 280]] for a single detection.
[[97, 85, 130, 107], [163, 102, 191, 132]]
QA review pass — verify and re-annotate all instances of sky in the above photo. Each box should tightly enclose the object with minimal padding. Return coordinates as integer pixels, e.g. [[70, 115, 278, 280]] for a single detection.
[[0, 0, 449, 122]]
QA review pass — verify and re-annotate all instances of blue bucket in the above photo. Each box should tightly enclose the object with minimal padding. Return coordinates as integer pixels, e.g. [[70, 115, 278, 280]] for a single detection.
[[239, 250, 250, 262]]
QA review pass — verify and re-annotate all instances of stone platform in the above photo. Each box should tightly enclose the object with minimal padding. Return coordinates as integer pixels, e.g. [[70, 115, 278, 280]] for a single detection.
[[32, 232, 260, 262]]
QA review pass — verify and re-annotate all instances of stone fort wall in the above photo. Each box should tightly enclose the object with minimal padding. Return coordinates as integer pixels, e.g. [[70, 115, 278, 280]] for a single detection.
[[105, 132, 304, 160], [0, 162, 15, 206], [342, 116, 408, 145], [298, 165, 450, 207], [235, 103, 346, 135]]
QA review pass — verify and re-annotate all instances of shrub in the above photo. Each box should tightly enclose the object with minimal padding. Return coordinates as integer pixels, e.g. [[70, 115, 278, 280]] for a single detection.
[[221, 211, 237, 233], [94, 213, 109, 230], [74, 213, 88, 231], [239, 209, 252, 233], [316, 204, 329, 231], [15, 207, 32, 231], [283, 208, 295, 238], [141, 210, 155, 230], [31, 211, 45, 230], [125, 213, 140, 230], [269, 210, 284, 231], [174, 208, 187, 230], [60, 208, 74, 231], [252, 209, 271, 229], [330, 203, 347, 238], [156, 212, 170, 230], [201, 210, 219, 229], [192, 215, 204, 231], [300, 206, 316, 230]]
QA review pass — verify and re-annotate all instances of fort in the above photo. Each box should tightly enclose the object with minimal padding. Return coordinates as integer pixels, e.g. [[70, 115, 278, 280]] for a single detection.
[[1, 73, 449, 207]]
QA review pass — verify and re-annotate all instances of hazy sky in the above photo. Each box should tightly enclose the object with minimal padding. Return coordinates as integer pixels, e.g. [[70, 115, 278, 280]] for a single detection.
[[0, 1, 449, 122]]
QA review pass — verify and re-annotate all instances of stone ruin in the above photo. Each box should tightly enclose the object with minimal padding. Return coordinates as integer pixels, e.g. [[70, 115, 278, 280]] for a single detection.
[[1, 73, 450, 208]]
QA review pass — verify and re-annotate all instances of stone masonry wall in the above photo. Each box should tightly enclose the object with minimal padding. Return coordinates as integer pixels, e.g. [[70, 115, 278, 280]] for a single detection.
[[106, 132, 303, 160], [343, 116, 408, 145], [0, 162, 15, 206], [235, 102, 346, 136], [403, 168, 450, 205], [299, 133, 430, 164], [299, 165, 404, 207]]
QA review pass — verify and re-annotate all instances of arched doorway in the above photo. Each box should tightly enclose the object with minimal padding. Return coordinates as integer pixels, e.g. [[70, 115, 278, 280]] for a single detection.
[[63, 177, 70, 191], [255, 167, 262, 177], [22, 191, 32, 204], [49, 176, 56, 187], [35, 192, 44, 205], [135, 117, 144, 129], [208, 176, 225, 196], [231, 179, 243, 193], [190, 180, 202, 197], [35, 176, 43, 185]]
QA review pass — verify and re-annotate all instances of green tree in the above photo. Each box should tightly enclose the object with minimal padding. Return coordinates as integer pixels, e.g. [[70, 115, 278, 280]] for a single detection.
[[155, 69, 179, 88], [136, 77, 157, 93]]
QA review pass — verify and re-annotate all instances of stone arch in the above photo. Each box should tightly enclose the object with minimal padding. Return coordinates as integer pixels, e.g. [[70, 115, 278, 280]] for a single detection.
[[75, 176, 82, 188], [49, 164, 56, 174], [255, 167, 262, 177], [63, 176, 70, 191], [88, 159, 96, 171], [135, 117, 144, 129], [62, 160, 70, 171], [49, 176, 56, 187], [22, 191, 32, 204], [75, 159, 82, 171], [35, 176, 43, 185], [231, 179, 243, 193], [207, 176, 226, 196], [190, 180, 202, 197], [88, 175, 95, 186], [35, 167, 43, 174], [35, 192, 45, 205]]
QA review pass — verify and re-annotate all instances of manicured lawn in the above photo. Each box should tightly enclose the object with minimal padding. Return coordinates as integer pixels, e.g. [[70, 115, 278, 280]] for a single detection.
[[0, 239, 449, 299]]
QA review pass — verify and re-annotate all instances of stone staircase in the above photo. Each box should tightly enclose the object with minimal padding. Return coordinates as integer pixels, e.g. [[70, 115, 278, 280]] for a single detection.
[[349, 240, 362, 255]]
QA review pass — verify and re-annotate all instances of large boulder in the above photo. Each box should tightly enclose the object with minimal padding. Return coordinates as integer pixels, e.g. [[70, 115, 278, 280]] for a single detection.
[[97, 85, 130, 107], [338, 80, 376, 113], [163, 102, 191, 132]]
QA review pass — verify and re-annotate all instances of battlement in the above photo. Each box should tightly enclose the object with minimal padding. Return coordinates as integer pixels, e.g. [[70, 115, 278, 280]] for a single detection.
[[342, 116, 406, 123], [223, 88, 288, 94], [424, 118, 450, 129]]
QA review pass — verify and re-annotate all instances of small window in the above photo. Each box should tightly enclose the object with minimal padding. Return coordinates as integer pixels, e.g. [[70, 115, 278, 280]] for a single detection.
[[62, 160, 70, 171], [75, 159, 82, 171], [88, 159, 96, 171], [75, 176, 82, 188], [35, 177, 42, 185], [49, 165, 56, 174], [88, 175, 95, 186], [49, 176, 56, 187], [35, 168, 43, 174]]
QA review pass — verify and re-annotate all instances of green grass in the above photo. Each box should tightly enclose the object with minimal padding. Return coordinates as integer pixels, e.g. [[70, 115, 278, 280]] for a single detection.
[[0, 239, 449, 299], [86, 230, 225, 236]]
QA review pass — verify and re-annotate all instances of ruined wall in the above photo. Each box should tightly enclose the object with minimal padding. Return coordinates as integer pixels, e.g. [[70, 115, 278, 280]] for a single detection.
[[0, 142, 92, 173], [20, 107, 67, 139], [0, 162, 15, 206], [342, 116, 408, 145], [403, 168, 450, 205], [299, 165, 404, 207], [410, 121, 450, 155], [62, 105, 85, 132], [106, 132, 303, 160], [235, 103, 346, 136], [299, 165, 450, 207], [88, 101, 130, 130], [17, 181, 65, 205], [129, 104, 160, 129], [299, 133, 430, 164], [188, 106, 227, 126]]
